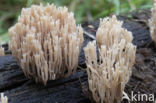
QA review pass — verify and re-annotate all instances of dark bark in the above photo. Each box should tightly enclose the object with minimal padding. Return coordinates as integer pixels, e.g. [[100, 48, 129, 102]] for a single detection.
[[0, 10, 155, 103]]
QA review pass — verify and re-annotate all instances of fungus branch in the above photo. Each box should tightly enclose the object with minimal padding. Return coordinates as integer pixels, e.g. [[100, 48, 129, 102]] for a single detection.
[[84, 16, 136, 103]]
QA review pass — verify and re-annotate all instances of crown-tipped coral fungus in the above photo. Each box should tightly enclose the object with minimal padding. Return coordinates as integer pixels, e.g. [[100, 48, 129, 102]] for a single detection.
[[84, 16, 136, 103], [9, 4, 83, 85], [0, 93, 7, 103], [149, 0, 156, 45], [0, 47, 4, 56]]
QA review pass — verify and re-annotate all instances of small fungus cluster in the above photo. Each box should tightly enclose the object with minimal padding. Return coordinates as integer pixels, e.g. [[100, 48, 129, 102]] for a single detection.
[[84, 16, 136, 103], [9, 4, 83, 85], [149, 0, 156, 45], [0, 47, 4, 56], [0, 93, 7, 103]]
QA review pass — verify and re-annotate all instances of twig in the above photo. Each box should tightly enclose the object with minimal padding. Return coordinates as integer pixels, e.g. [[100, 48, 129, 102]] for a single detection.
[[133, 82, 140, 92], [83, 30, 96, 40], [77, 65, 86, 71]]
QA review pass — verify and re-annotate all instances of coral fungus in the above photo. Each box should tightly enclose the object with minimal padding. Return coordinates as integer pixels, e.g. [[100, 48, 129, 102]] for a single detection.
[[149, 0, 156, 45], [9, 4, 83, 85], [0, 93, 7, 103], [0, 47, 4, 56], [84, 16, 136, 103]]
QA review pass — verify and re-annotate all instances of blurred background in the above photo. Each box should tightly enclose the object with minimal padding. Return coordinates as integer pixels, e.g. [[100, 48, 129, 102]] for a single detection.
[[0, 0, 153, 44]]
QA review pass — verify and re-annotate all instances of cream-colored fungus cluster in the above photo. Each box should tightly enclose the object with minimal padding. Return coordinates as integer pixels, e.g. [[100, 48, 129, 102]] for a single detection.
[[0, 47, 4, 56], [149, 0, 156, 45], [0, 93, 7, 103], [9, 4, 83, 85], [84, 16, 136, 103]]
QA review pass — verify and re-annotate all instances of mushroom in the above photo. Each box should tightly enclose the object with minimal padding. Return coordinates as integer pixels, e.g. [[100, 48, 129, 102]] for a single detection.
[[8, 4, 83, 85], [84, 16, 136, 103], [149, 0, 156, 45]]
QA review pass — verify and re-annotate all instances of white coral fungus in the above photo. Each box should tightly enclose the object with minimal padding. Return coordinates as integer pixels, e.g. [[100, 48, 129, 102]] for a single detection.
[[0, 47, 4, 56], [149, 0, 156, 45], [9, 4, 83, 85], [84, 16, 136, 103], [0, 93, 7, 103]]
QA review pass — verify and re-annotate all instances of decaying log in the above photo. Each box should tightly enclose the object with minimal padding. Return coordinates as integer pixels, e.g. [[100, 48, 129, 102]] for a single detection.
[[0, 10, 155, 103]]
